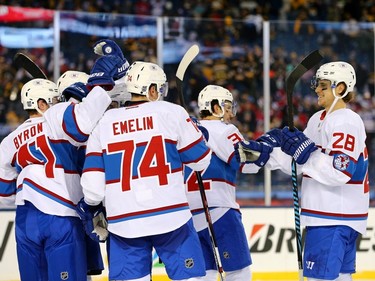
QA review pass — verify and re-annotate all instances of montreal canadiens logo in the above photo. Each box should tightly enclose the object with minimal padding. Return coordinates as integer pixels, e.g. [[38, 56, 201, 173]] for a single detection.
[[333, 154, 350, 171]]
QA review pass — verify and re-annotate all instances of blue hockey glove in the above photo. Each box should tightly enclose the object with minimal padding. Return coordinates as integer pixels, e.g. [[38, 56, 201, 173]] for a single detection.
[[61, 82, 90, 102], [76, 198, 108, 243], [93, 39, 129, 80], [94, 39, 125, 59], [256, 128, 283, 147], [280, 126, 317, 165], [234, 140, 273, 167], [87, 55, 125, 91], [190, 116, 209, 141]]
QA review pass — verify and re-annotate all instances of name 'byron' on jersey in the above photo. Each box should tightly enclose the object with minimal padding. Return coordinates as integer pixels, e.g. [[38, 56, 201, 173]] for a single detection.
[[0, 87, 111, 216]]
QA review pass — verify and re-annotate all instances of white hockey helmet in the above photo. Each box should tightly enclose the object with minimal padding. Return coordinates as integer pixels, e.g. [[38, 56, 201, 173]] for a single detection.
[[315, 61, 356, 97], [197, 85, 235, 117], [57, 70, 89, 93], [124, 61, 168, 101], [21, 78, 59, 111], [108, 77, 131, 107]]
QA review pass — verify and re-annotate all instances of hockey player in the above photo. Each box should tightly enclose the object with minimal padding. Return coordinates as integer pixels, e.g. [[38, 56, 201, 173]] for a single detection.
[[56, 70, 106, 279], [0, 54, 125, 281], [76, 61, 212, 281], [56, 67, 129, 278], [237, 61, 369, 281], [57, 40, 130, 280], [184, 85, 273, 281]]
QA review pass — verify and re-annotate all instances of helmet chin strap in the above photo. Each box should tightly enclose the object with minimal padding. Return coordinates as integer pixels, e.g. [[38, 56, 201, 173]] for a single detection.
[[212, 112, 224, 119], [319, 84, 348, 131], [212, 104, 225, 119], [326, 83, 349, 116], [35, 104, 46, 116]]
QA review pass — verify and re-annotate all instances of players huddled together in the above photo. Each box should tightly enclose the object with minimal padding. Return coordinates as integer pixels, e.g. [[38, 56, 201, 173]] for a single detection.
[[0, 39, 369, 281]]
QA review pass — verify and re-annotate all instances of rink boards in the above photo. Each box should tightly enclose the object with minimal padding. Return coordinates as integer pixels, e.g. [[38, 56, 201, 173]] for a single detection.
[[1, 207, 374, 281]]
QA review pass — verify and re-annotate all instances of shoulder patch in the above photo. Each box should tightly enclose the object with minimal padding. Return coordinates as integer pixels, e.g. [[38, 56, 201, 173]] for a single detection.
[[333, 154, 350, 171]]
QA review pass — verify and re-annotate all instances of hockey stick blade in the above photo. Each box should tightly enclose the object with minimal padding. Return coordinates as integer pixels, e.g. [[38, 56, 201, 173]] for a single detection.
[[14, 53, 47, 79], [176, 44, 200, 81], [286, 50, 323, 130], [176, 45, 200, 108], [286, 50, 323, 96]]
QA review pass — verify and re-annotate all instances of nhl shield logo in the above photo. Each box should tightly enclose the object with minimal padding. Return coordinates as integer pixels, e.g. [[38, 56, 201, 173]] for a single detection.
[[333, 154, 350, 171], [185, 258, 194, 268], [223, 251, 230, 259], [60, 272, 69, 280]]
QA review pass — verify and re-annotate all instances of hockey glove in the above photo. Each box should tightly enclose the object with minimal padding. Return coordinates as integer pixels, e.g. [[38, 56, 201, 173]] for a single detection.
[[76, 198, 108, 243], [234, 140, 273, 167], [61, 82, 90, 102], [190, 116, 209, 142], [256, 128, 283, 147], [93, 39, 129, 80], [280, 126, 317, 165], [87, 55, 125, 91]]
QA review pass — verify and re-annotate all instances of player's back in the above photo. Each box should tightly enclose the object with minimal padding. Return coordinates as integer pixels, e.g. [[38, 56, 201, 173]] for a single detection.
[[0, 110, 84, 217], [185, 120, 240, 210], [0, 93, 110, 216], [93, 100, 211, 237]]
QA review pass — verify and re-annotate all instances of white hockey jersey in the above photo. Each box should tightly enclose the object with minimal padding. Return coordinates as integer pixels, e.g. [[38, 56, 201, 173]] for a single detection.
[[267, 108, 369, 234], [184, 120, 260, 230], [0, 86, 111, 217], [81, 100, 211, 238]]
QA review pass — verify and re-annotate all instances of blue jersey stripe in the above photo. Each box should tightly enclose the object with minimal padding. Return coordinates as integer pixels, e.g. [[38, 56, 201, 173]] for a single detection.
[[0, 178, 16, 196], [22, 178, 76, 209], [62, 104, 89, 142], [301, 208, 368, 221], [108, 203, 190, 223]]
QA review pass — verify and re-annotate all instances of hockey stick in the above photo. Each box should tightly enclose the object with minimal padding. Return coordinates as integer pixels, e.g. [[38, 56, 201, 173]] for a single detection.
[[286, 49, 323, 281], [176, 45, 225, 280], [13, 52, 47, 79], [176, 44, 199, 107]]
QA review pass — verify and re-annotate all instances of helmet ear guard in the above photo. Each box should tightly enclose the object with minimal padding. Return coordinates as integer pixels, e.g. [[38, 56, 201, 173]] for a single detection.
[[21, 78, 59, 113], [124, 61, 168, 101]]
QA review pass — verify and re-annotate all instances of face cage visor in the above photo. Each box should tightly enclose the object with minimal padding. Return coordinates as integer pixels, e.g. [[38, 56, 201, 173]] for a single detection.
[[221, 100, 237, 116], [157, 82, 169, 98], [311, 76, 339, 92]]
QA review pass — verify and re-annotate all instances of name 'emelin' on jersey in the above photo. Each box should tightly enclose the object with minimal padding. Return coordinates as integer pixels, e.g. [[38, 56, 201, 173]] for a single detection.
[[112, 116, 154, 135], [13, 123, 43, 149]]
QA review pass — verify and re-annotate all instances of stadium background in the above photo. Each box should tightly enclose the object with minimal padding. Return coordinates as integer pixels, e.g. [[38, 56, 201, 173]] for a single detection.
[[0, 1, 374, 280]]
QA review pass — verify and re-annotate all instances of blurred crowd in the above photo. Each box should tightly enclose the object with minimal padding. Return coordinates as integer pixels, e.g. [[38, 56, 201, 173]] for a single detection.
[[1, 0, 375, 22], [0, 0, 375, 198]]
